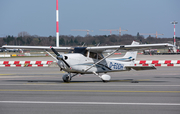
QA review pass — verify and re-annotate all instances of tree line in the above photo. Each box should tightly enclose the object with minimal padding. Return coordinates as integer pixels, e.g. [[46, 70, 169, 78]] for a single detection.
[[0, 32, 179, 47]]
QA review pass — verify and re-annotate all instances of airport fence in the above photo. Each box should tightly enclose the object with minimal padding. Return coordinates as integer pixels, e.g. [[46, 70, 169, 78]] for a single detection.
[[135, 60, 180, 67], [0, 61, 55, 67], [0, 60, 180, 67]]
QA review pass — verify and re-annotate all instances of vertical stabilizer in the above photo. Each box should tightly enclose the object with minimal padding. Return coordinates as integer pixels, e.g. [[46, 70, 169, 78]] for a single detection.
[[131, 41, 139, 45], [122, 41, 139, 60]]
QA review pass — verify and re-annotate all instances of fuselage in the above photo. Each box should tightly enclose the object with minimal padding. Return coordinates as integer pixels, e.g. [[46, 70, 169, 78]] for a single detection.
[[57, 53, 134, 74]]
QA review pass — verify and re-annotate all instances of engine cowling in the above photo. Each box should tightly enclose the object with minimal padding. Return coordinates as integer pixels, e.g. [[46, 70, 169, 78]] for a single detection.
[[101, 74, 111, 81]]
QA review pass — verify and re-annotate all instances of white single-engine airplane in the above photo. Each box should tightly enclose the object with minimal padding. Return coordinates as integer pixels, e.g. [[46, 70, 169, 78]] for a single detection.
[[2, 41, 174, 82]]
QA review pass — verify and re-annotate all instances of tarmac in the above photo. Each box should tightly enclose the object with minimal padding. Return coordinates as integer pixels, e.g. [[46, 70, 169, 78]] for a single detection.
[[0, 54, 180, 114]]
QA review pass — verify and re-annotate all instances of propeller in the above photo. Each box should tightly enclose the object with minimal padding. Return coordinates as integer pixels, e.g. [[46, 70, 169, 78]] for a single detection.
[[50, 46, 70, 68]]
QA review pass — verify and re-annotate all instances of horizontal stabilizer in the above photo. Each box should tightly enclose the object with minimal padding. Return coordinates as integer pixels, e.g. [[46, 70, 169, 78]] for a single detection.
[[126, 66, 156, 71]]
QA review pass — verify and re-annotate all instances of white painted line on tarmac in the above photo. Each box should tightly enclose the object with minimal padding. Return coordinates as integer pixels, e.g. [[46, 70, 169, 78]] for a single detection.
[[0, 84, 180, 86], [94, 85, 180, 87], [0, 101, 180, 106]]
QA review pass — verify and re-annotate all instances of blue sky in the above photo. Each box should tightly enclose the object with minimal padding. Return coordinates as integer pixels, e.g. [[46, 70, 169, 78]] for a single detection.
[[0, 0, 179, 38]]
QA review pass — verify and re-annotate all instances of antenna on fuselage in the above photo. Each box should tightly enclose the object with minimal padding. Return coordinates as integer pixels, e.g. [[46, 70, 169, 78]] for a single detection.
[[96, 43, 100, 46], [81, 43, 86, 47]]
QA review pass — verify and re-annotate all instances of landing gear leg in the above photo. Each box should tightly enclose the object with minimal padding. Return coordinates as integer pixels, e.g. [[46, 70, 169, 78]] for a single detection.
[[70, 73, 78, 80], [93, 71, 111, 82], [93, 71, 105, 82]]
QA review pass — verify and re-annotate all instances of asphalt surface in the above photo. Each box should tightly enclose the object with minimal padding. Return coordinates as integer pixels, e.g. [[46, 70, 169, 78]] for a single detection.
[[0, 54, 180, 114], [0, 66, 180, 114]]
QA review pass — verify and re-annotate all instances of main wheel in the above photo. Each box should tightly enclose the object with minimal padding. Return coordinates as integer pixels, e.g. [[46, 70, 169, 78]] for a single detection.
[[62, 74, 70, 82], [101, 74, 111, 82]]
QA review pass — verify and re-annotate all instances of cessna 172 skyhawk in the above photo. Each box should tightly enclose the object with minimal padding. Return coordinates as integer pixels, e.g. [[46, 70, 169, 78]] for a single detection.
[[2, 41, 174, 82]]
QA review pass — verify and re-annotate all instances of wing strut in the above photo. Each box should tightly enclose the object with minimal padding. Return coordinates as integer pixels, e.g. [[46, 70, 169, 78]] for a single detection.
[[45, 50, 58, 62], [85, 46, 123, 72]]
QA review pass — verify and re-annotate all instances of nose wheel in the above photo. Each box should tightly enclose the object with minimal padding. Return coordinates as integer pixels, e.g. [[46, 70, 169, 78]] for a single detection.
[[62, 73, 78, 82], [62, 74, 70, 82]]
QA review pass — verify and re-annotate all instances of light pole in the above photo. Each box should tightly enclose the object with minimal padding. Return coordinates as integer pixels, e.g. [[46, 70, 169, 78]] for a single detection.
[[56, 0, 59, 47], [171, 21, 178, 46]]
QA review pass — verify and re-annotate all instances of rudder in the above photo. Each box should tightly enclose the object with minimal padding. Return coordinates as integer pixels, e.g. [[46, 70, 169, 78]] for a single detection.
[[122, 41, 139, 60]]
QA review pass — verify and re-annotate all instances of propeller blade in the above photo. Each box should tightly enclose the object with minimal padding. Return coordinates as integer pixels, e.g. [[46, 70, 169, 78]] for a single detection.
[[50, 46, 59, 56], [61, 59, 70, 68], [50, 46, 70, 68]]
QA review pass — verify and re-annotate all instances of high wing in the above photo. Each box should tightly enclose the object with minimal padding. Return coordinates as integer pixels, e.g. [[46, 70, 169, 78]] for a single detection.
[[87, 43, 174, 52], [2, 45, 72, 52], [2, 42, 174, 52]]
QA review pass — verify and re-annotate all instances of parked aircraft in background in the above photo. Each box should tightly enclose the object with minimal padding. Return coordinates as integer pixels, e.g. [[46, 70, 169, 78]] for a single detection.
[[0, 48, 19, 52]]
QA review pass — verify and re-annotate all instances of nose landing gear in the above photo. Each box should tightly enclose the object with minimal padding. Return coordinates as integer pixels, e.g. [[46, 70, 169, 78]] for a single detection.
[[62, 73, 78, 82], [62, 74, 70, 82]]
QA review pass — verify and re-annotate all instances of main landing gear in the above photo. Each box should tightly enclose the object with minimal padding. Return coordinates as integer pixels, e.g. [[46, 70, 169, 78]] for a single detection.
[[62, 72, 111, 83], [93, 71, 111, 82]]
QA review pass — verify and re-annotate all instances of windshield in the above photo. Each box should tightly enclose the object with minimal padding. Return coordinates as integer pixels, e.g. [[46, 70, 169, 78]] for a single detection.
[[69, 47, 87, 56]]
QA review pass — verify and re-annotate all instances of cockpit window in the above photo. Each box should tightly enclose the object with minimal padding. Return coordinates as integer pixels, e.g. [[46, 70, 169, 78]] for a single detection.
[[89, 52, 103, 60], [98, 53, 103, 60], [68, 47, 103, 60], [69, 47, 87, 56], [89, 52, 97, 59]]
